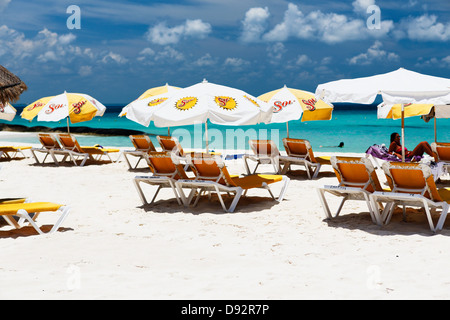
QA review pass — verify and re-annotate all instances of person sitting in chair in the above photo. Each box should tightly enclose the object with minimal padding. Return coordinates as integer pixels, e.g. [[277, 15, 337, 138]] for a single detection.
[[389, 132, 435, 161]]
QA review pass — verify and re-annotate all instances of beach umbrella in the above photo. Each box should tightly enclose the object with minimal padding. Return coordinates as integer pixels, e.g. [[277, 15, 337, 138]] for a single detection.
[[119, 84, 181, 135], [257, 85, 333, 137], [136, 83, 181, 100], [0, 102, 17, 121], [378, 103, 450, 142], [137, 79, 272, 152], [316, 68, 450, 161], [0, 65, 27, 105], [21, 91, 106, 133]]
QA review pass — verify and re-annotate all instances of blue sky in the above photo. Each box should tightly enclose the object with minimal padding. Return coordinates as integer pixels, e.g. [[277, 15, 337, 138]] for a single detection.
[[0, 0, 449, 105]]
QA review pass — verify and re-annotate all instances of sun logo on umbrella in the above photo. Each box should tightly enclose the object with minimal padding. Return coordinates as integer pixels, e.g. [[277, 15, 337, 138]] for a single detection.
[[27, 101, 44, 112], [243, 95, 260, 108], [215, 96, 237, 110], [176, 97, 197, 110], [148, 97, 167, 107]]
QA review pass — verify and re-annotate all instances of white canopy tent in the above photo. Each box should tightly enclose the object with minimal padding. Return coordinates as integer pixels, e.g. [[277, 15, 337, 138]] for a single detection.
[[316, 68, 450, 161]]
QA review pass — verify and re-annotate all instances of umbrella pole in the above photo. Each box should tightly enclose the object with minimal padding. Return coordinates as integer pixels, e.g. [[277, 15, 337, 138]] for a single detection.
[[286, 121, 289, 138], [205, 121, 209, 153], [434, 117, 437, 143], [401, 104, 405, 162], [67, 117, 70, 134], [168, 127, 170, 136]]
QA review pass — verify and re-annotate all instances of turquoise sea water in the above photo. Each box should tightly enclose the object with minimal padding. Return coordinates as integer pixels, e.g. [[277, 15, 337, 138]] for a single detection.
[[2, 104, 449, 154]]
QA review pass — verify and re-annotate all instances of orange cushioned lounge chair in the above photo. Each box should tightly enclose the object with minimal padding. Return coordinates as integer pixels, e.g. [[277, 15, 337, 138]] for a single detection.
[[31, 133, 73, 166], [175, 154, 290, 213], [133, 151, 191, 205], [370, 162, 450, 233], [122, 134, 157, 169], [317, 156, 387, 226], [58, 133, 120, 166], [281, 138, 331, 179], [243, 140, 282, 175]]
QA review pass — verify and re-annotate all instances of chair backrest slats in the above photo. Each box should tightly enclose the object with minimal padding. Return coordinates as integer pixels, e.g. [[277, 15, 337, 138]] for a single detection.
[[382, 162, 443, 202], [130, 135, 156, 152], [282, 138, 316, 162], [38, 133, 60, 149], [331, 156, 382, 193]]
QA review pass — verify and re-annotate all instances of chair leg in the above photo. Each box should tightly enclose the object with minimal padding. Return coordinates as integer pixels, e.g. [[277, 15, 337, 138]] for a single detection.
[[317, 189, 348, 219]]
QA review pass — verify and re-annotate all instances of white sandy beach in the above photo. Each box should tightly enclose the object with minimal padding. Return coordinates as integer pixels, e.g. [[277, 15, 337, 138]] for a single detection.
[[1, 132, 450, 300]]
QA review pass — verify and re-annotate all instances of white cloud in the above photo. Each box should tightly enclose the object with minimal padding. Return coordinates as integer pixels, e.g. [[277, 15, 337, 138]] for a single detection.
[[79, 65, 93, 77], [395, 14, 450, 41], [352, 0, 376, 15], [102, 51, 128, 64], [146, 19, 212, 45], [348, 40, 399, 65], [295, 54, 311, 66], [224, 57, 249, 68], [243, 3, 394, 44], [266, 42, 286, 64], [240, 7, 270, 42], [193, 53, 217, 67], [0, 0, 10, 12]]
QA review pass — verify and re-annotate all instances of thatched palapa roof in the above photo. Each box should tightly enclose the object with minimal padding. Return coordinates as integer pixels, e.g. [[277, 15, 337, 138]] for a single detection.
[[0, 65, 27, 104]]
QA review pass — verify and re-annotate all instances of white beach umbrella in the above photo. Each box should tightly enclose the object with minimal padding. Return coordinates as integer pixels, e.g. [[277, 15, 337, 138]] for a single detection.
[[0, 102, 17, 121], [132, 79, 272, 151], [316, 68, 450, 160]]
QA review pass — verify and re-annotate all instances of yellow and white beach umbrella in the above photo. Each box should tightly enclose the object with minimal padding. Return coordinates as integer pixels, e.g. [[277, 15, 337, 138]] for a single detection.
[[136, 83, 181, 101], [0, 102, 17, 121], [257, 85, 333, 137], [378, 102, 450, 142], [21, 91, 106, 132]]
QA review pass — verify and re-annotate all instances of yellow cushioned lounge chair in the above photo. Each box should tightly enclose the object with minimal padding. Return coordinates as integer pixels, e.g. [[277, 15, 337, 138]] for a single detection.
[[31, 133, 72, 166], [0, 145, 31, 160], [281, 138, 331, 179], [175, 154, 290, 213], [122, 134, 157, 169], [243, 140, 282, 175], [133, 151, 191, 205], [58, 133, 120, 166], [370, 162, 450, 232], [317, 156, 387, 225], [0, 199, 70, 235]]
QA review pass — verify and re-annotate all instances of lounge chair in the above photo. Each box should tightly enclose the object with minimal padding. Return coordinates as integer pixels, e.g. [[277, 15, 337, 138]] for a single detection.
[[122, 135, 157, 169], [58, 133, 120, 166], [431, 142, 450, 173], [175, 154, 290, 213], [157, 135, 186, 156], [370, 162, 450, 232], [243, 140, 282, 175], [0, 198, 70, 235], [280, 138, 331, 179], [30, 133, 72, 166], [317, 156, 386, 225], [0, 145, 32, 160], [133, 151, 191, 205]]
